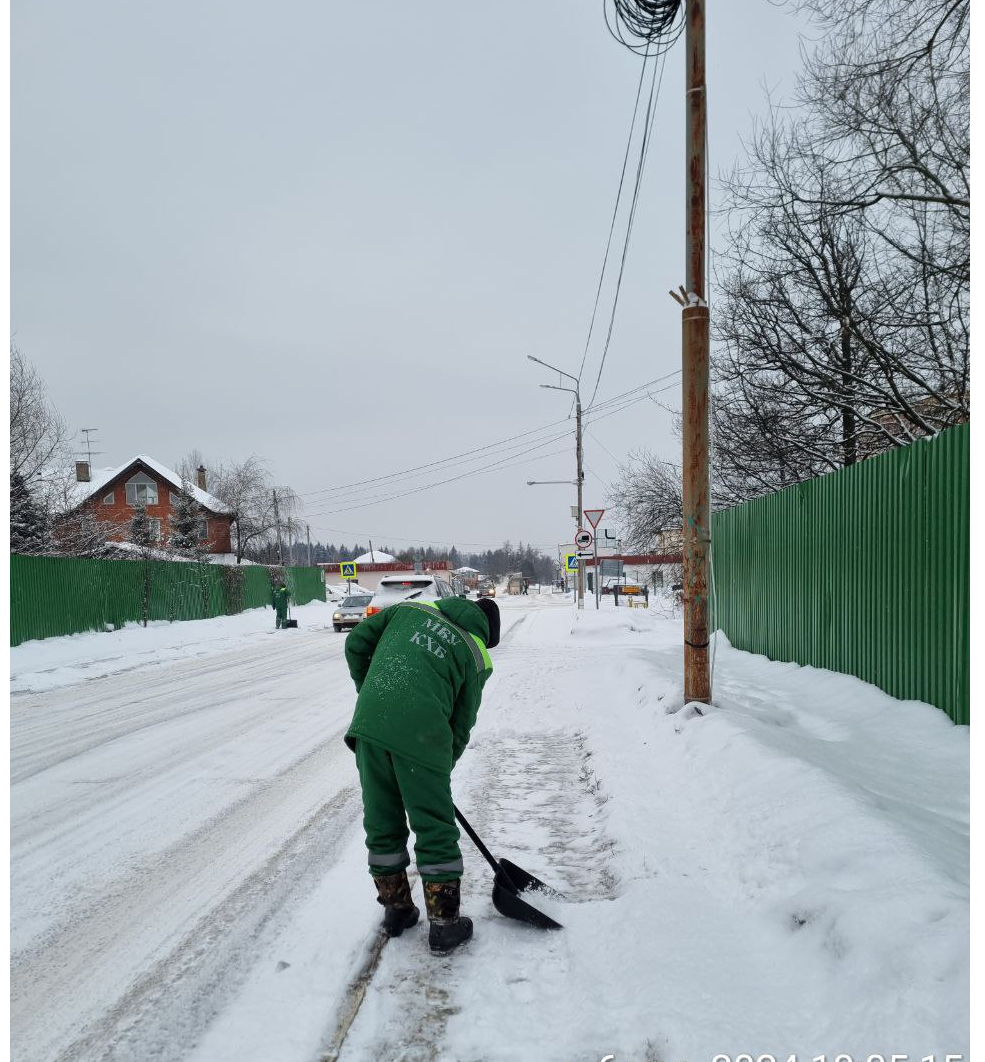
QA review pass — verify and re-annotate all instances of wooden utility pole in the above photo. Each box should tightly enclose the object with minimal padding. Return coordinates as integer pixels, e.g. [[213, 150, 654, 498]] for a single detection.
[[575, 397, 585, 611], [682, 0, 712, 703], [272, 490, 285, 565], [306, 523, 313, 567]]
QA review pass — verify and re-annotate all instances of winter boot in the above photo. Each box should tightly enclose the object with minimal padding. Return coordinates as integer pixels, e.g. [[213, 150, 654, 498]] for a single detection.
[[424, 880, 473, 955], [373, 870, 420, 937]]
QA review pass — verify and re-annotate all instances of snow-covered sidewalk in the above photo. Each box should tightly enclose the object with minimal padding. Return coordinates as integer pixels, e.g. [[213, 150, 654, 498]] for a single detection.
[[326, 600, 969, 1060], [9, 595, 969, 1061]]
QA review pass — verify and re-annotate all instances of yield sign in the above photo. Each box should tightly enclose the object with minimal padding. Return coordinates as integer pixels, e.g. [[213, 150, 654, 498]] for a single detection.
[[583, 508, 605, 529]]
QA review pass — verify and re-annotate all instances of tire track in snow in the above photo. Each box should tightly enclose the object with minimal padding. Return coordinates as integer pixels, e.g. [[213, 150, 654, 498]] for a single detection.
[[10, 632, 346, 782], [50, 785, 362, 1062], [10, 730, 359, 1062]]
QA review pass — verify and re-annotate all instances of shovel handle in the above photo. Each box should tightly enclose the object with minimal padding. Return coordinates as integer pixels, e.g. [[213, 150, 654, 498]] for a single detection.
[[453, 805, 501, 875]]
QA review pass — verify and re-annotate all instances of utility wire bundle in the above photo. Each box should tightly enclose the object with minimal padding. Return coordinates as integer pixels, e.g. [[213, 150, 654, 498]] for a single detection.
[[604, 0, 684, 56]]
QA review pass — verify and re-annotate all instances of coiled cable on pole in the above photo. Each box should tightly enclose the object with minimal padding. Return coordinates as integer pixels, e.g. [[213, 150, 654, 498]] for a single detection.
[[604, 0, 684, 56]]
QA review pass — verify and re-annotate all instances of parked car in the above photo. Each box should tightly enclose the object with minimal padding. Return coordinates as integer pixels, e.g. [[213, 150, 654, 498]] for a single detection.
[[326, 581, 370, 604], [333, 594, 373, 632], [477, 582, 496, 598], [364, 574, 457, 618]]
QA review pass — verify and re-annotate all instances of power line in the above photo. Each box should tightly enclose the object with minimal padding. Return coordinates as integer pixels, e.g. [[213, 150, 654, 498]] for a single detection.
[[296, 372, 679, 502], [311, 428, 574, 509], [586, 46, 670, 409], [303, 382, 681, 521], [302, 444, 575, 520], [576, 46, 653, 386]]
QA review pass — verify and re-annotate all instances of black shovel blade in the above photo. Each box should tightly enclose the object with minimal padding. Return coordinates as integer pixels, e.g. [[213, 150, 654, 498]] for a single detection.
[[492, 870, 563, 930], [498, 858, 567, 900]]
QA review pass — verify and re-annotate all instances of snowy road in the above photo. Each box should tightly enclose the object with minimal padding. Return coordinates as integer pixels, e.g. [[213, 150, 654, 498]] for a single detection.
[[11, 617, 365, 1062], [10, 594, 969, 1061]]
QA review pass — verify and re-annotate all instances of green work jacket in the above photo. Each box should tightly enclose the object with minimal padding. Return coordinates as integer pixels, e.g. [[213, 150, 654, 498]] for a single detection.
[[344, 597, 494, 773]]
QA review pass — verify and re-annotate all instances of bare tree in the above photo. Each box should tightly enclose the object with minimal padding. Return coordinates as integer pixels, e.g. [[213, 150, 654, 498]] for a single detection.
[[173, 451, 301, 564], [9, 344, 70, 482], [50, 507, 126, 558], [712, 0, 969, 501], [608, 450, 682, 552], [212, 456, 299, 564]]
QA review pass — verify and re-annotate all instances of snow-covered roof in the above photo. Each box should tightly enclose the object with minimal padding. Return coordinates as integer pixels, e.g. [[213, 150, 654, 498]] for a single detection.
[[453, 566, 480, 573], [352, 550, 395, 564], [66, 455, 234, 515]]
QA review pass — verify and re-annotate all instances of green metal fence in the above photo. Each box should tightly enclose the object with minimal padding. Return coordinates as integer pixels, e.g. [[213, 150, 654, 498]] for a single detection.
[[9, 556, 328, 646], [284, 565, 327, 606], [712, 424, 970, 725]]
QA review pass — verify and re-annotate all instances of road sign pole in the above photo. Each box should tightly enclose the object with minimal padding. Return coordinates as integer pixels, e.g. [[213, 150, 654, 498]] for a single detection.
[[593, 534, 600, 609]]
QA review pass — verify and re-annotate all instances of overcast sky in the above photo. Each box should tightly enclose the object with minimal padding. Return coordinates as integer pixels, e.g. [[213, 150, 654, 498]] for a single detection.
[[11, 1, 810, 555]]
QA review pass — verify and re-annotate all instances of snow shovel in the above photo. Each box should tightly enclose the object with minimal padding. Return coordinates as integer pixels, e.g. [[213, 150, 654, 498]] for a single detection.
[[453, 805, 563, 930]]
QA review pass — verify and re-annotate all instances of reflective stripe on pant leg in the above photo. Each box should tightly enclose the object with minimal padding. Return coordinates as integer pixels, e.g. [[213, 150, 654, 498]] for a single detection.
[[388, 753, 462, 882], [354, 740, 411, 876], [368, 849, 410, 867], [417, 858, 463, 875]]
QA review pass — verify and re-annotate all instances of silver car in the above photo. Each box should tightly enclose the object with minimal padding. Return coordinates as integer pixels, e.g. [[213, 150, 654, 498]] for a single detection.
[[333, 594, 373, 632]]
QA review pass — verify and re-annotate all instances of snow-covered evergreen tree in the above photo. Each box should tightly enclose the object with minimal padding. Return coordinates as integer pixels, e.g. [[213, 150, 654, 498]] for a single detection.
[[10, 473, 48, 555], [168, 488, 207, 560], [129, 503, 152, 549]]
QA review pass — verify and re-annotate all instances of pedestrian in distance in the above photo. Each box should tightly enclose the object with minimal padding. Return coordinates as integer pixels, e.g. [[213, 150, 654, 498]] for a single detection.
[[273, 584, 290, 629], [344, 593, 501, 955]]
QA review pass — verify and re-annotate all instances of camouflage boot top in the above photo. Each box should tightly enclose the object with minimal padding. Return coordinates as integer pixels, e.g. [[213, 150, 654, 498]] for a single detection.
[[374, 870, 414, 909], [423, 880, 461, 923]]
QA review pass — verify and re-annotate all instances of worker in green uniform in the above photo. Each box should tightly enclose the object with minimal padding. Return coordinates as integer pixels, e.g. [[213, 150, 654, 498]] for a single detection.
[[344, 594, 500, 955], [273, 585, 290, 629]]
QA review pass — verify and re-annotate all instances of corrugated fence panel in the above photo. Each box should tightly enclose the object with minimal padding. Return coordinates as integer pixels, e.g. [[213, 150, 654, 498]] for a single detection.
[[10, 556, 326, 646], [285, 566, 326, 606], [242, 566, 275, 610], [712, 424, 970, 725]]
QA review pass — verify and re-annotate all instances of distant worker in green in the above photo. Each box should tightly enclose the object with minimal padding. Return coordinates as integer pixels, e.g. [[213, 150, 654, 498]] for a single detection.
[[273, 585, 290, 629], [343, 594, 500, 954]]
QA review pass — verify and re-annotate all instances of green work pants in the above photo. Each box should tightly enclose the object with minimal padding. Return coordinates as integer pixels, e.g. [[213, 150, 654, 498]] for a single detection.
[[354, 739, 462, 883]]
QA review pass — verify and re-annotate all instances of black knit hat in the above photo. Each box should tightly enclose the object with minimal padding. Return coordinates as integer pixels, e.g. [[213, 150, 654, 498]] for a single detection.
[[475, 598, 501, 649]]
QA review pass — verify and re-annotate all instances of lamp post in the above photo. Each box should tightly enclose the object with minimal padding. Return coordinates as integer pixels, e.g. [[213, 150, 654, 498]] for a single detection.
[[526, 356, 585, 610]]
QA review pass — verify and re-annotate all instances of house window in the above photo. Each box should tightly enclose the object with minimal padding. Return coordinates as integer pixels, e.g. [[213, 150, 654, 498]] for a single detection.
[[103, 491, 115, 504], [197, 518, 209, 541], [125, 472, 159, 507], [170, 491, 182, 506], [148, 518, 162, 542]]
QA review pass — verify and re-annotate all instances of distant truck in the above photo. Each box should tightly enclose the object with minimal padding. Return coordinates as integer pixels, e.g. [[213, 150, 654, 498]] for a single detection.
[[507, 573, 524, 596]]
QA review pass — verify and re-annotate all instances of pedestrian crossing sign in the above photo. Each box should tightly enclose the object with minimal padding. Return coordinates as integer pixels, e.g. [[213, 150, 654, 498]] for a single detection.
[[339, 562, 358, 579], [564, 553, 579, 572]]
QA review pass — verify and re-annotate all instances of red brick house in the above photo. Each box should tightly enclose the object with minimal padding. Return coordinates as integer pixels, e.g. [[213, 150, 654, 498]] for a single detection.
[[64, 455, 235, 555]]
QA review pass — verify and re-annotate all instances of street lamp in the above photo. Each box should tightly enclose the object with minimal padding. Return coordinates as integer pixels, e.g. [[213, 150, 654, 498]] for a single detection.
[[526, 355, 585, 610]]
